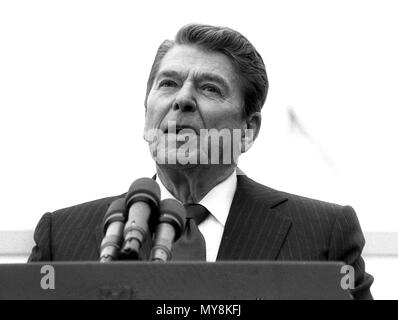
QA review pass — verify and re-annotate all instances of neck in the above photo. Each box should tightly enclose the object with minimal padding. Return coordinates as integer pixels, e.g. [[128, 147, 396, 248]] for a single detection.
[[156, 164, 236, 204]]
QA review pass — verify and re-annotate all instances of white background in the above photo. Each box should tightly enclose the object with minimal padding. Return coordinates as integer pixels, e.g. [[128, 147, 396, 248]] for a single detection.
[[0, 0, 397, 300]]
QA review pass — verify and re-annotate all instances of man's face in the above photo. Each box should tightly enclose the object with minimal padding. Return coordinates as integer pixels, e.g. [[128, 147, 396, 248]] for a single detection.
[[144, 44, 246, 167]]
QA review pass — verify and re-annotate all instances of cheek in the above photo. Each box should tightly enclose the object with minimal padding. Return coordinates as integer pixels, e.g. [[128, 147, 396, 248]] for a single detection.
[[202, 108, 244, 130], [198, 96, 244, 129], [144, 106, 157, 130], [145, 93, 170, 128]]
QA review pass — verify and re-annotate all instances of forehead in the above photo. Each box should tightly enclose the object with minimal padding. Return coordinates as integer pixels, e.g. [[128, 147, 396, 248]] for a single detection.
[[156, 44, 240, 85]]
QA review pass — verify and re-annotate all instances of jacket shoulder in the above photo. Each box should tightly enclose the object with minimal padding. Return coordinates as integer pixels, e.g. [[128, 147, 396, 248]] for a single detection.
[[50, 194, 125, 224], [29, 194, 125, 262]]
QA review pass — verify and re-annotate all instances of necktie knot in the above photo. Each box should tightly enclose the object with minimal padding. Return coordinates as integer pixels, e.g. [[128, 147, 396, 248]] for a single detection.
[[184, 204, 209, 225]]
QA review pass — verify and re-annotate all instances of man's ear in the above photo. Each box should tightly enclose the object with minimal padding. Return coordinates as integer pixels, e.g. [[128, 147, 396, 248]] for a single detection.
[[241, 112, 261, 153]]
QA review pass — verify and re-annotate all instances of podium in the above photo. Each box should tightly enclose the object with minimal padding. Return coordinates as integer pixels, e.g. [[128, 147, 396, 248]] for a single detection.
[[0, 261, 352, 300]]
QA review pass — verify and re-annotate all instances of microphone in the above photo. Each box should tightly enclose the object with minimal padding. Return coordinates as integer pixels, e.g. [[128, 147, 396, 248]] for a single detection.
[[150, 199, 186, 262], [121, 177, 161, 259], [100, 198, 127, 262]]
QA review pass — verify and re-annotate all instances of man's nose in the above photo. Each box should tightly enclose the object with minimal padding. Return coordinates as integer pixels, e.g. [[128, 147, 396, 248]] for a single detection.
[[172, 84, 197, 113]]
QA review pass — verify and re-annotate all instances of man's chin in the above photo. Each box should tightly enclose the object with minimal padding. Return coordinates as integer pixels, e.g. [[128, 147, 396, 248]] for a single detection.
[[152, 149, 204, 168], [157, 162, 200, 171]]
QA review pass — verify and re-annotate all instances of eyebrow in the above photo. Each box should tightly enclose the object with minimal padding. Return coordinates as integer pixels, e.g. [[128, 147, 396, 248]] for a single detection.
[[156, 70, 183, 81], [156, 69, 231, 93]]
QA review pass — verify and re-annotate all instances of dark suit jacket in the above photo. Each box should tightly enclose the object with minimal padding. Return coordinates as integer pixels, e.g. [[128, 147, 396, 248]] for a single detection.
[[29, 174, 373, 299]]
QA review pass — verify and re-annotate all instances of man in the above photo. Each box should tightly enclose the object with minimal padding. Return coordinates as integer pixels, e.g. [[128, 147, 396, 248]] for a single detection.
[[29, 24, 373, 299]]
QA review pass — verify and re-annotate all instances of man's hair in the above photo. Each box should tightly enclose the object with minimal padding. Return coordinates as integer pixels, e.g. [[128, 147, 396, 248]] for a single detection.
[[145, 23, 269, 117]]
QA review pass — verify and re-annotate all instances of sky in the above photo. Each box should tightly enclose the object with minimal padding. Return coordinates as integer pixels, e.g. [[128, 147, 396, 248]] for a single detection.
[[0, 0, 397, 231]]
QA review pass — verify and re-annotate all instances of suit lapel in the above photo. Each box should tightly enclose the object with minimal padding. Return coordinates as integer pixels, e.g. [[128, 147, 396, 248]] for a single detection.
[[217, 175, 292, 261]]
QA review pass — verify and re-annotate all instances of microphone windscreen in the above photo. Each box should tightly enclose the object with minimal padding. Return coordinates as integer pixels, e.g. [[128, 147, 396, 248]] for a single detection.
[[159, 198, 186, 239], [102, 198, 126, 233], [125, 177, 161, 210]]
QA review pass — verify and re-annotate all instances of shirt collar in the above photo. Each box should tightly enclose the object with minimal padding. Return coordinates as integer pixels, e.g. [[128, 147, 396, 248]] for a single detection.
[[157, 169, 237, 227]]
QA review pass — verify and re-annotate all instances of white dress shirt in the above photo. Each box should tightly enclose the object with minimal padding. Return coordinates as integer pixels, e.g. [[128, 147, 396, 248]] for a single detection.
[[158, 170, 237, 262]]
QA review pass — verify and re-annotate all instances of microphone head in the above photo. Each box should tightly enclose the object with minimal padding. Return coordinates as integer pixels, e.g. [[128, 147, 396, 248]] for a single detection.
[[102, 198, 127, 234], [125, 177, 161, 211], [159, 199, 186, 240]]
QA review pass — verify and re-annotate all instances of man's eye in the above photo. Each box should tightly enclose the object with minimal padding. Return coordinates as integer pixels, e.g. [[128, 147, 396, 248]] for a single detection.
[[202, 84, 221, 95], [159, 80, 177, 88]]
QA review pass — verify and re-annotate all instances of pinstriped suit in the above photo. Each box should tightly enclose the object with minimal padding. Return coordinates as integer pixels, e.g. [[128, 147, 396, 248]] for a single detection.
[[28, 174, 373, 300]]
